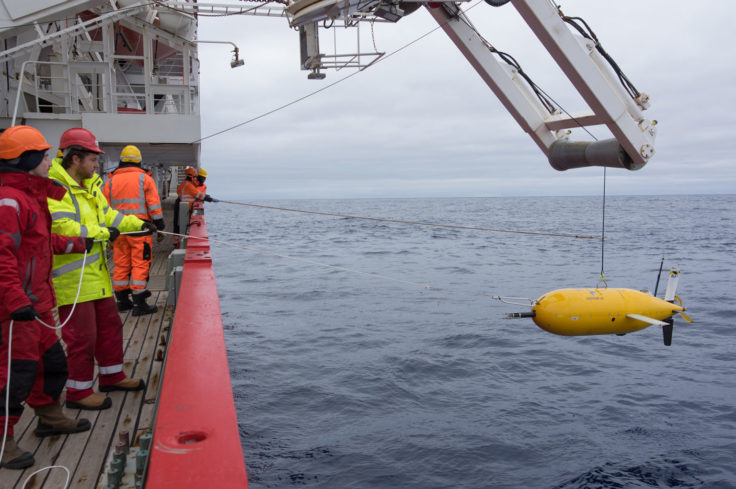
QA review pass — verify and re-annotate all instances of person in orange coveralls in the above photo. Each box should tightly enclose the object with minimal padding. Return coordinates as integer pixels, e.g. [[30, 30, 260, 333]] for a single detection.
[[102, 145, 164, 315]]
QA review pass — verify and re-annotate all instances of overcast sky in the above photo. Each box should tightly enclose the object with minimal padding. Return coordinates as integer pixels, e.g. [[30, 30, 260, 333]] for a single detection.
[[194, 1, 735, 200]]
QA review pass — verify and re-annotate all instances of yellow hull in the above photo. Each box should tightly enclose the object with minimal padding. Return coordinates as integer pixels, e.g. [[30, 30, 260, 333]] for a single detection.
[[532, 288, 684, 336]]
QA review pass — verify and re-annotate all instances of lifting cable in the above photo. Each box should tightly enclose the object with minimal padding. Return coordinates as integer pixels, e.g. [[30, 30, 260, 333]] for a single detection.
[[216, 200, 600, 240]]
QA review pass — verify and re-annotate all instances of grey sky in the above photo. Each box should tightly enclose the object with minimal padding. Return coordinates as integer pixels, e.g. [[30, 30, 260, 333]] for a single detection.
[[195, 1, 735, 200]]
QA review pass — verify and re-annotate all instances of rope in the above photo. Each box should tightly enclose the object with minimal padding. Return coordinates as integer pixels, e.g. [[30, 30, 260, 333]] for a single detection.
[[216, 200, 600, 240], [159, 230, 496, 301]]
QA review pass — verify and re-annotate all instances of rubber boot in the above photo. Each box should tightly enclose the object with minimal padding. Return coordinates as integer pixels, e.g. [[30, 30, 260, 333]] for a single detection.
[[114, 289, 133, 312], [0, 436, 34, 469], [131, 293, 157, 316], [65, 393, 112, 411], [33, 402, 91, 437]]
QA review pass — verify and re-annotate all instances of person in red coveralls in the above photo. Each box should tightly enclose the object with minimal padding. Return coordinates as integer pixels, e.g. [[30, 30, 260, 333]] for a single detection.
[[0, 126, 92, 470]]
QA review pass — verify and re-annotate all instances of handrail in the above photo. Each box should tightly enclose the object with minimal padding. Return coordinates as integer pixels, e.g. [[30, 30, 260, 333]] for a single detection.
[[146, 203, 248, 488]]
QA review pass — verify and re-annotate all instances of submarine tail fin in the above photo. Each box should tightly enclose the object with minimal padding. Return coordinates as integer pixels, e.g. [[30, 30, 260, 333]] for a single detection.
[[662, 319, 674, 346]]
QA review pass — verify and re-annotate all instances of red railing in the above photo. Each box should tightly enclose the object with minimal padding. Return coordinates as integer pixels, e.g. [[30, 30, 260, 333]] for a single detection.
[[146, 203, 248, 488]]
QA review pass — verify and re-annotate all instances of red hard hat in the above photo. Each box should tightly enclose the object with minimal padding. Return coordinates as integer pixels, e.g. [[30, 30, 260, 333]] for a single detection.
[[184, 167, 198, 178], [0, 125, 51, 159], [59, 127, 104, 153]]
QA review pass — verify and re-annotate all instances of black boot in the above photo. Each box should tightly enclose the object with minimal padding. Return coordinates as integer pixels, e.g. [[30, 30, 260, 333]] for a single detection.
[[132, 292, 157, 316], [114, 289, 133, 311]]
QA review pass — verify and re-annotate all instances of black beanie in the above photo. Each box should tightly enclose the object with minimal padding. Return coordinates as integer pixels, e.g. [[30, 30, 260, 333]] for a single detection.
[[17, 150, 46, 172], [0, 150, 46, 172]]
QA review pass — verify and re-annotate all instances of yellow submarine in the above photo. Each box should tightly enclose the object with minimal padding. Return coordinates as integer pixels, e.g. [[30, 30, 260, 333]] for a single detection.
[[507, 268, 692, 345], [531, 288, 688, 336]]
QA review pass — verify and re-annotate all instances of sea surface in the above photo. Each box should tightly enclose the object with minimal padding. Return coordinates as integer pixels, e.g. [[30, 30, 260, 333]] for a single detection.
[[207, 195, 736, 489]]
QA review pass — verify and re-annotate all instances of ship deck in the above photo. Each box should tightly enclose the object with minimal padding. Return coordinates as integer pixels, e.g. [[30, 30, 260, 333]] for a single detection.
[[0, 209, 177, 489]]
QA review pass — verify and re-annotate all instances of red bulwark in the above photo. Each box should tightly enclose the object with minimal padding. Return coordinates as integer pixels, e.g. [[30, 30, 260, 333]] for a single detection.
[[146, 204, 248, 488]]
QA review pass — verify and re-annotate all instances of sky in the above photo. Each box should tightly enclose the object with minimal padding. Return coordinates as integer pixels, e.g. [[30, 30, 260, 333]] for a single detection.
[[194, 1, 736, 200]]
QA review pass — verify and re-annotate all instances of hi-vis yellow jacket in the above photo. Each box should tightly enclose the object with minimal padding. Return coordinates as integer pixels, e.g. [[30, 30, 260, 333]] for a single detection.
[[48, 160, 144, 305]]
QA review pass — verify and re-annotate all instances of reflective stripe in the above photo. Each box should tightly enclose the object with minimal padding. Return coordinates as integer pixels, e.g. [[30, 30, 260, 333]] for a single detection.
[[111, 212, 124, 228], [119, 208, 144, 215], [0, 230, 21, 252], [107, 178, 114, 207], [55, 182, 82, 223], [52, 252, 100, 278], [51, 211, 77, 220], [66, 379, 95, 390], [79, 224, 89, 238], [195, 191, 204, 199], [112, 279, 130, 287], [112, 198, 141, 205], [130, 280, 148, 287], [0, 198, 20, 214], [148, 203, 162, 211], [99, 364, 123, 375], [22, 259, 38, 302], [64, 240, 75, 254]]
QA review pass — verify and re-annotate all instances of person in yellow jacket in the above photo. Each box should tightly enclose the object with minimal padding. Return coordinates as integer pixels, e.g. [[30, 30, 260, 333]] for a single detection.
[[48, 128, 153, 410], [196, 167, 207, 193], [102, 145, 164, 315]]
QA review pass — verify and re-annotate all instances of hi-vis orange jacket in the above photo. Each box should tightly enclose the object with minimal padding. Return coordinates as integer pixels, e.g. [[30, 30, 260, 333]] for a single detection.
[[102, 164, 163, 224], [177, 177, 206, 210]]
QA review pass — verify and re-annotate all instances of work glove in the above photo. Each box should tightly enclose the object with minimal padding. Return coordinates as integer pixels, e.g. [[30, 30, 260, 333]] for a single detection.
[[141, 221, 157, 233], [108, 227, 120, 242], [84, 237, 95, 253], [204, 194, 213, 202], [10, 305, 39, 322], [154, 219, 165, 231]]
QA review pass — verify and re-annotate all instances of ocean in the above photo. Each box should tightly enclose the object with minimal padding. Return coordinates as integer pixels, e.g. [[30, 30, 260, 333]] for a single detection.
[[207, 195, 736, 489]]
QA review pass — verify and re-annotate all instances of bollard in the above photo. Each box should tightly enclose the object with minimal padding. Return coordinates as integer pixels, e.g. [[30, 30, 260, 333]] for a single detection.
[[119, 430, 130, 450], [107, 467, 121, 489], [139, 433, 153, 451], [136, 449, 149, 476]]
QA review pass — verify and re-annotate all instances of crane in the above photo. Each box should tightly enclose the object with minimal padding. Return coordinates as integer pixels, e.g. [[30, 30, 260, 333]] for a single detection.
[[287, 0, 657, 172]]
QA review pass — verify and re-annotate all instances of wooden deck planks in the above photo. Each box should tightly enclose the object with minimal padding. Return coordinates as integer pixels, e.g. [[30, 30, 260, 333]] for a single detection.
[[1, 205, 176, 489]]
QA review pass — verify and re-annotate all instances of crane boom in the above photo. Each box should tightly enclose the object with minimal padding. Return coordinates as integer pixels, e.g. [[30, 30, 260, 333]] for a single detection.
[[290, 0, 658, 171]]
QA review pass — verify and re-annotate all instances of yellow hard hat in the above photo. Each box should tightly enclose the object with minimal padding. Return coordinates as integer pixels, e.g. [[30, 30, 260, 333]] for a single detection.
[[198, 167, 207, 177], [120, 145, 142, 164], [56, 149, 64, 158]]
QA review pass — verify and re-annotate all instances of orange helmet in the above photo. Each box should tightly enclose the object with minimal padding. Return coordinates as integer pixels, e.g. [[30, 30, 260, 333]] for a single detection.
[[59, 127, 104, 153], [0, 125, 51, 160], [184, 167, 198, 178]]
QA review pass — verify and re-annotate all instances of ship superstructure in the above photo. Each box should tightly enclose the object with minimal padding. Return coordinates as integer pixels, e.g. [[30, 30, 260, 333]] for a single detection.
[[0, 0, 202, 179]]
